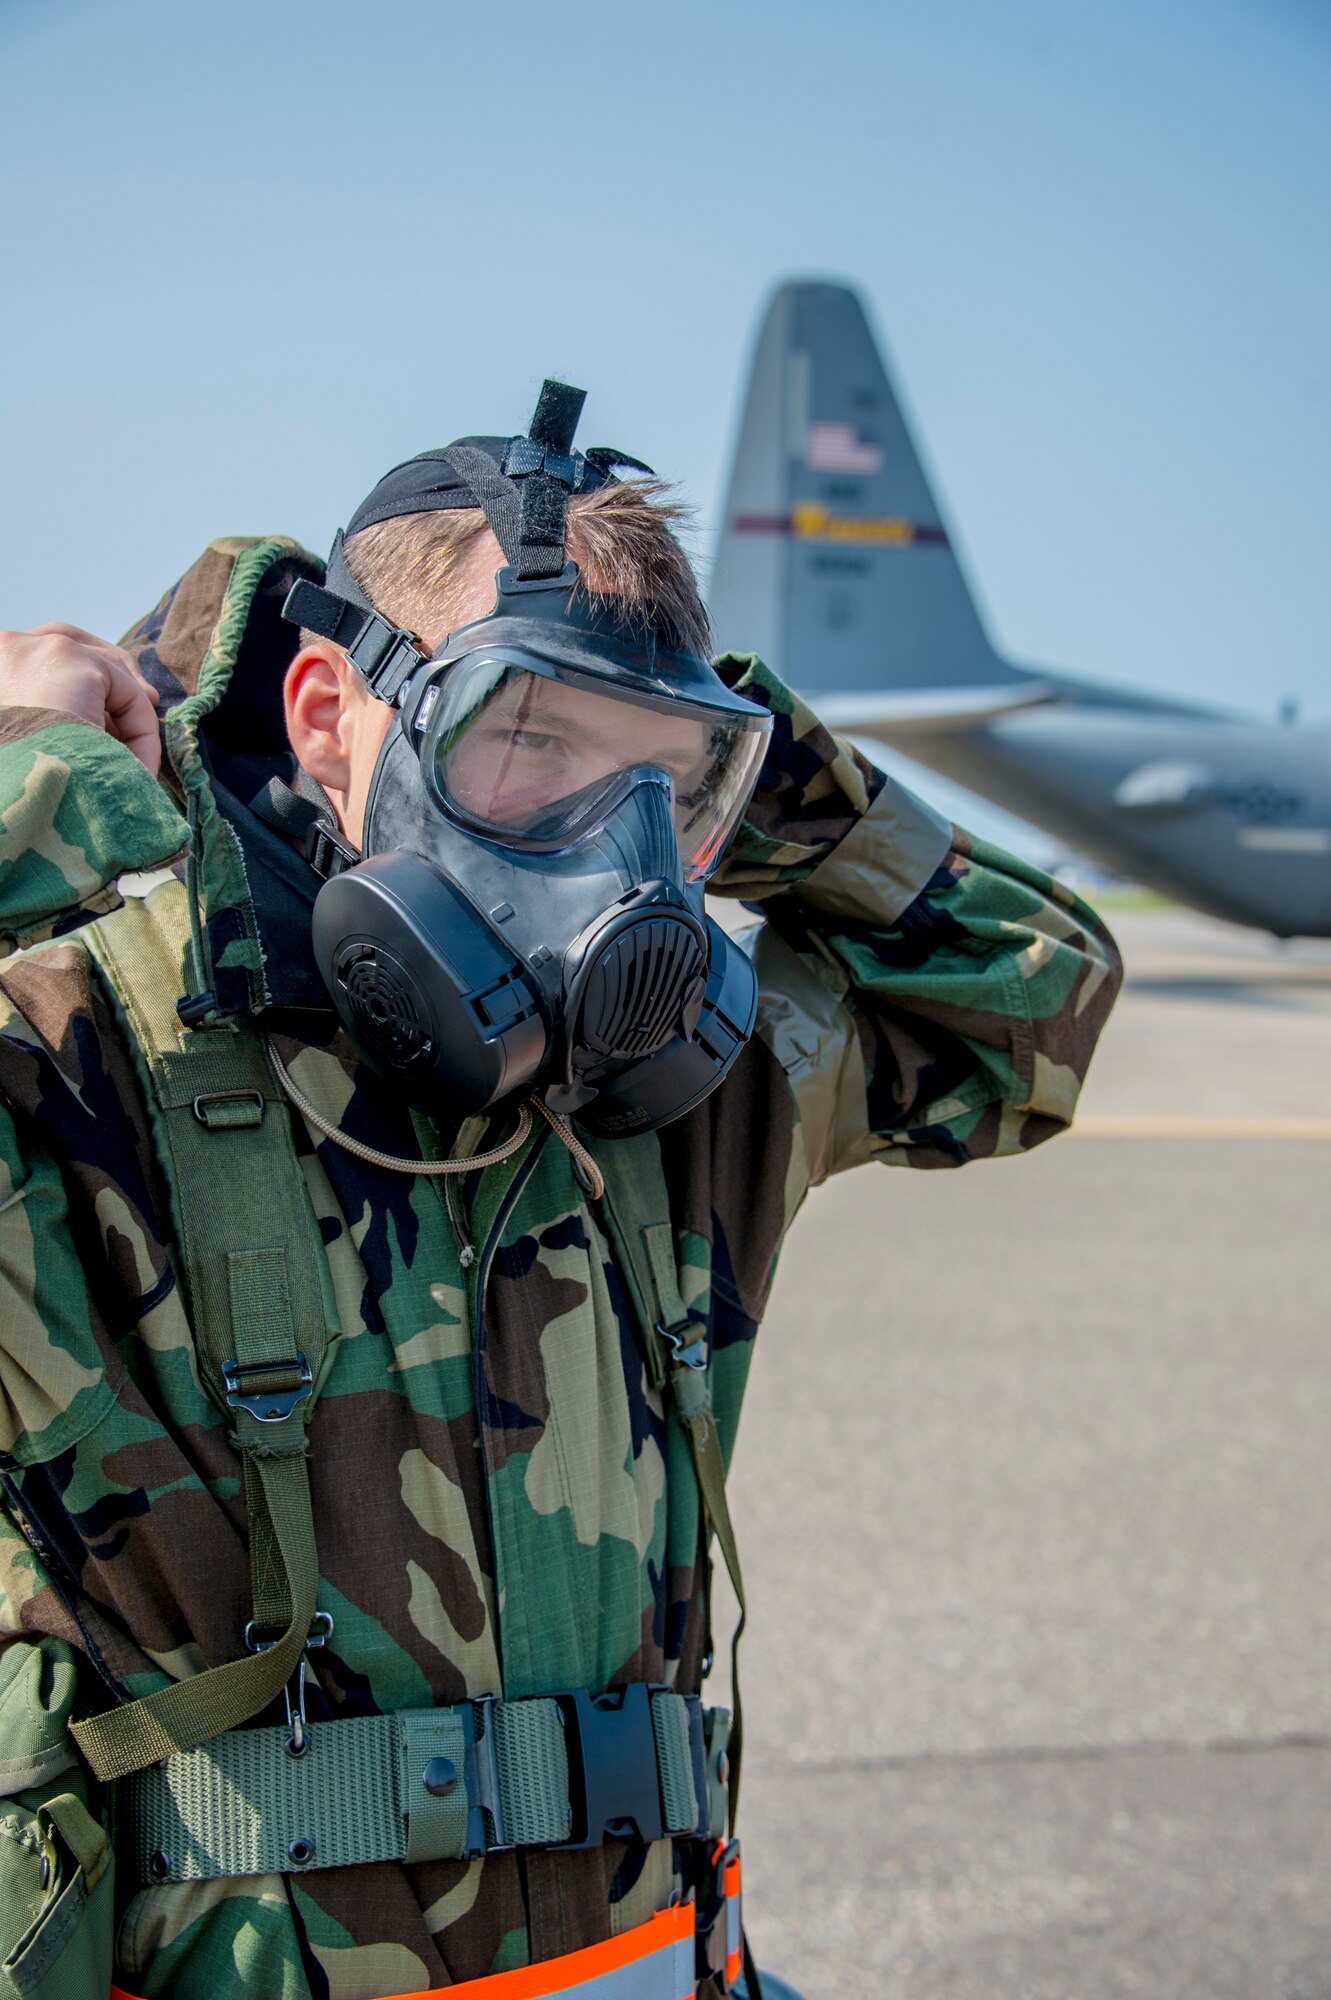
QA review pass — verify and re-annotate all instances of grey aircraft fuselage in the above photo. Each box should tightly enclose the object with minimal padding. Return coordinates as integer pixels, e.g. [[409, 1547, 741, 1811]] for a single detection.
[[707, 280, 1331, 938]]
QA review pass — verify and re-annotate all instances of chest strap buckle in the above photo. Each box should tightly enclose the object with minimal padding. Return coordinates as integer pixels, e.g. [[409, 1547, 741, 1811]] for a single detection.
[[223, 1353, 314, 1424]]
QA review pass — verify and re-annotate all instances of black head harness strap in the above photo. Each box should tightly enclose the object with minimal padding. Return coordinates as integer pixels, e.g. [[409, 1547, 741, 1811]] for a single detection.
[[286, 544, 426, 705], [283, 379, 654, 694], [510, 377, 585, 581]]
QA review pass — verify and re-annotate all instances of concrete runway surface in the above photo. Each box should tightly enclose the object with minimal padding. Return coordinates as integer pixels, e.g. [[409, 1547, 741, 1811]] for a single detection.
[[723, 908, 1331, 1999]]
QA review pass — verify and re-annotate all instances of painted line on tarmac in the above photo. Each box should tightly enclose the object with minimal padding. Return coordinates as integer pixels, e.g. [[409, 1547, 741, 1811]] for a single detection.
[[1071, 1116, 1331, 1139], [765, 1729, 1331, 1777]]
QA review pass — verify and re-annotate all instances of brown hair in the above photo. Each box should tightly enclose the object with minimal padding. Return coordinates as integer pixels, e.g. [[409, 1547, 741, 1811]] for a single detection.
[[341, 480, 712, 658]]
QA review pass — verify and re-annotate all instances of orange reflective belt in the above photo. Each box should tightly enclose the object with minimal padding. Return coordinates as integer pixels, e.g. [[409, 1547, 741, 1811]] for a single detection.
[[722, 1846, 742, 1988], [110, 1900, 697, 2000]]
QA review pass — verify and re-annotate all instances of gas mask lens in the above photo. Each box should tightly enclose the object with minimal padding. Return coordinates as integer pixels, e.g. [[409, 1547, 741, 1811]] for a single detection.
[[419, 655, 770, 881]]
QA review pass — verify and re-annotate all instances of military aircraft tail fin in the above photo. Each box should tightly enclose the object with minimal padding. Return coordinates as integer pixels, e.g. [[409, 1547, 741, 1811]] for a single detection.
[[708, 280, 1022, 697]]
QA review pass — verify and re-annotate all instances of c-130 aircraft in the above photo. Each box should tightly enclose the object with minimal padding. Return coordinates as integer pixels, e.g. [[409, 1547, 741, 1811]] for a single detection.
[[708, 280, 1331, 938]]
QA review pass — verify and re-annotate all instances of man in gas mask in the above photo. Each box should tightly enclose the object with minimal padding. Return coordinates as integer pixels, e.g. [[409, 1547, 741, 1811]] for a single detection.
[[0, 383, 1121, 2000]]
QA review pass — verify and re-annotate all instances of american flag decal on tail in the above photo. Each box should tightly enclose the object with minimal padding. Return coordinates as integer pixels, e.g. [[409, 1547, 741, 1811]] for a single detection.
[[804, 419, 884, 474]]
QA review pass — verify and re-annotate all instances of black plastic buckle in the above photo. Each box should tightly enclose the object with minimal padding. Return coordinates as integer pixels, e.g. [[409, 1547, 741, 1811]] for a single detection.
[[222, 1353, 313, 1424], [462, 1696, 512, 1858], [282, 576, 426, 705], [551, 1685, 674, 1850], [347, 612, 425, 705], [176, 990, 219, 1029], [501, 436, 546, 477], [695, 1834, 742, 1985], [500, 438, 581, 489], [304, 818, 359, 882]]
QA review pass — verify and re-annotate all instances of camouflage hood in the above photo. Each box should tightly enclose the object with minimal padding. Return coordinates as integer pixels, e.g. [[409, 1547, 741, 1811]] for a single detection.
[[120, 536, 325, 1017]]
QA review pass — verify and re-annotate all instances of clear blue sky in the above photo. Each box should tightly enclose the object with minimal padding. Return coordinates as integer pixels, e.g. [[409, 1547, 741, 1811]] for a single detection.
[[4, 0, 1328, 832]]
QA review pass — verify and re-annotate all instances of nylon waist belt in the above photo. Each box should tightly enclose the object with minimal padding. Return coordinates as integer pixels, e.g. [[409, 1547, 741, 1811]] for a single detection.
[[116, 1686, 715, 1885], [112, 1901, 699, 2000]]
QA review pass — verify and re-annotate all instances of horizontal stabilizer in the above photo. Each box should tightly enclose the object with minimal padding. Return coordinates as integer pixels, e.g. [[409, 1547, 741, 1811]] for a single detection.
[[816, 679, 1056, 738]]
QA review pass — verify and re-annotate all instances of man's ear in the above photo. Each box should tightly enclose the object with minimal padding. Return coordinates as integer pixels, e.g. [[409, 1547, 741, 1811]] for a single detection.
[[285, 643, 354, 796], [284, 641, 395, 844]]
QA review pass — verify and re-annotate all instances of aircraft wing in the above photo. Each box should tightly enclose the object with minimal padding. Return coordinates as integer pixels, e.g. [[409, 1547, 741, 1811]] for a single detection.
[[814, 680, 1058, 736]]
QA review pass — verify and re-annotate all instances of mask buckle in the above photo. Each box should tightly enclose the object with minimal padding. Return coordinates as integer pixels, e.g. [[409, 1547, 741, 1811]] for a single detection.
[[304, 818, 360, 882], [281, 577, 427, 705]]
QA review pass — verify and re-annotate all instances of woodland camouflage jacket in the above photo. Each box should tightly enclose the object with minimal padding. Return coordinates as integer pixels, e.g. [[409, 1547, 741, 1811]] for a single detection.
[[0, 538, 1121, 1998]]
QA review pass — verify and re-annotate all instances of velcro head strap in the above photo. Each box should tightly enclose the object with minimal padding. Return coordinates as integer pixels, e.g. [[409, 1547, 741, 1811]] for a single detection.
[[515, 470, 571, 580], [301, 377, 661, 638], [529, 378, 586, 454], [438, 443, 524, 567], [447, 380, 588, 581], [323, 529, 375, 611], [280, 569, 427, 705], [512, 379, 586, 578]]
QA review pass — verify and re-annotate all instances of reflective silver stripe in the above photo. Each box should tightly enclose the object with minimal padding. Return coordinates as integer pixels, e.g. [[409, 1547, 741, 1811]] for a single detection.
[[726, 1888, 741, 1965], [471, 1907, 695, 2000], [563, 1920, 695, 2000], [571, 1940, 693, 2000]]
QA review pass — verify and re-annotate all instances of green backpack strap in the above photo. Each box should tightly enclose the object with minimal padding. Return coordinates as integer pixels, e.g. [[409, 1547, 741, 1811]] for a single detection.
[[588, 1132, 748, 1835], [71, 879, 328, 1784]]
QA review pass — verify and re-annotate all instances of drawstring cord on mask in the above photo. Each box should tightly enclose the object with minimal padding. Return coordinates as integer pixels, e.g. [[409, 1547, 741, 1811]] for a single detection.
[[266, 1042, 531, 1172], [265, 1041, 605, 1198], [529, 1097, 606, 1199]]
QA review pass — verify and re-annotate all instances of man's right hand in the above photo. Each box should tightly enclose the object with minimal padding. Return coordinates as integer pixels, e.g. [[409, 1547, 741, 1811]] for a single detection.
[[0, 624, 161, 775]]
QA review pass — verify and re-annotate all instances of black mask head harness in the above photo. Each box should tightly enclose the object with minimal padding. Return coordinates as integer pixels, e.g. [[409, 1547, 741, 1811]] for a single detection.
[[281, 380, 770, 1136]]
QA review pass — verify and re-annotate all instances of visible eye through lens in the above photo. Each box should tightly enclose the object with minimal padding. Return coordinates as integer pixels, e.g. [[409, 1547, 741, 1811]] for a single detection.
[[428, 658, 769, 879]]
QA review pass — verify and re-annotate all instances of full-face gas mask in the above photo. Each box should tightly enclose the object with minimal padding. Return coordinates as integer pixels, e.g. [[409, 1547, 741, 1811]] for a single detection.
[[282, 381, 771, 1136]]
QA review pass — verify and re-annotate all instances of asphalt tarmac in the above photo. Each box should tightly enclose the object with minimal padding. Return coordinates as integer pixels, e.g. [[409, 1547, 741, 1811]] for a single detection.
[[722, 908, 1331, 1999]]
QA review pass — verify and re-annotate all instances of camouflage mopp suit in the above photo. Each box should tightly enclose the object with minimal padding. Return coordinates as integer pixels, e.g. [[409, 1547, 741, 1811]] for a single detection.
[[0, 538, 1121, 1998]]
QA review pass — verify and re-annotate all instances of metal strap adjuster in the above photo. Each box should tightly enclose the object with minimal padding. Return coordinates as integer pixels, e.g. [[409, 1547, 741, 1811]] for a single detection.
[[222, 1352, 313, 1423], [658, 1317, 708, 1370], [244, 1612, 333, 1757], [462, 1696, 511, 1858]]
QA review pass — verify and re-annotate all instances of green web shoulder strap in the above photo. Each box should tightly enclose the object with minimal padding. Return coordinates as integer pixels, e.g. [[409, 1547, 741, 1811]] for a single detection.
[[71, 878, 329, 1784], [588, 1131, 749, 1834]]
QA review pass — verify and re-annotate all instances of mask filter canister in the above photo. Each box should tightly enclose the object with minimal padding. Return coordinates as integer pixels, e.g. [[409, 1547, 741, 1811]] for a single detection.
[[314, 853, 547, 1114]]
